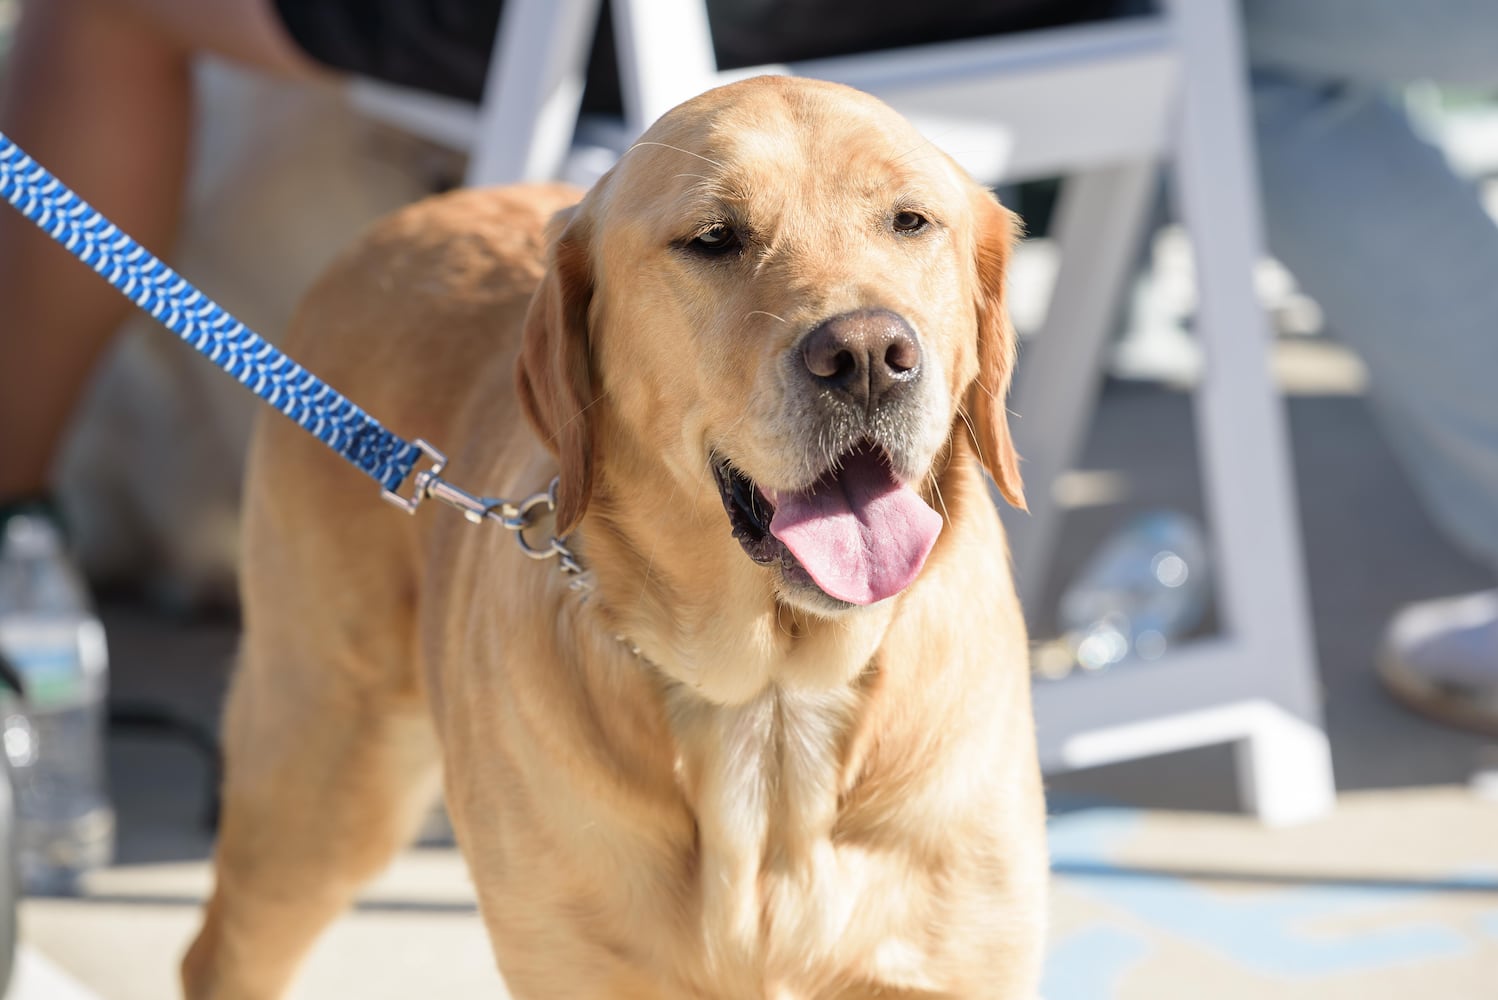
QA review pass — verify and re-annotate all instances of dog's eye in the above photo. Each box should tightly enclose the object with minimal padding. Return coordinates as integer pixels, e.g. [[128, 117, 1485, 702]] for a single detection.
[[892, 210, 929, 235], [687, 224, 741, 256]]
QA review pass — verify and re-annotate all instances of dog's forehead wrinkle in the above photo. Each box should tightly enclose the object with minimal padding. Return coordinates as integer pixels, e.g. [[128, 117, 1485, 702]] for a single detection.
[[652, 111, 941, 215], [676, 175, 756, 219]]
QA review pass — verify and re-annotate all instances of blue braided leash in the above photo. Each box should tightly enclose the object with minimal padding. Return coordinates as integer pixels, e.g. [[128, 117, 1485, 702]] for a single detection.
[[0, 132, 425, 495], [0, 132, 581, 559]]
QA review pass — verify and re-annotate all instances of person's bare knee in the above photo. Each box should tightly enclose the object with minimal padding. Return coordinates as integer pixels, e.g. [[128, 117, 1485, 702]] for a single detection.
[[106, 0, 323, 77], [14, 0, 157, 48], [17, 0, 322, 78]]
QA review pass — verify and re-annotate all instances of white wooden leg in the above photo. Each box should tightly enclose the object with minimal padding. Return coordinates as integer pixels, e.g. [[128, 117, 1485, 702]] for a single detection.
[[1165, 0, 1334, 817], [1235, 704, 1337, 826], [610, 0, 719, 133], [1028, 0, 1334, 827], [1002, 160, 1158, 611], [466, 0, 604, 184]]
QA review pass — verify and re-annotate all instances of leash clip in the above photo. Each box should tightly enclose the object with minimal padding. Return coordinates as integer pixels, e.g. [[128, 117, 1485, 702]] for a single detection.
[[381, 440, 587, 584], [380, 438, 511, 526], [381, 439, 449, 515]]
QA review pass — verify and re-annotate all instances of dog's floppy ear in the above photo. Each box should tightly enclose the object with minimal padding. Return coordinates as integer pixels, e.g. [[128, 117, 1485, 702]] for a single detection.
[[517, 206, 595, 533], [966, 187, 1026, 511]]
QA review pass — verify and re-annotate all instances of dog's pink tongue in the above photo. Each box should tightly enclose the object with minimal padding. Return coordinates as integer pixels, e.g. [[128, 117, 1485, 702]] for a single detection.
[[769, 450, 942, 606]]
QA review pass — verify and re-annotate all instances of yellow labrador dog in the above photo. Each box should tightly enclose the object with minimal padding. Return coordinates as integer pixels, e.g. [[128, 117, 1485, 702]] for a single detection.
[[184, 76, 1045, 999]]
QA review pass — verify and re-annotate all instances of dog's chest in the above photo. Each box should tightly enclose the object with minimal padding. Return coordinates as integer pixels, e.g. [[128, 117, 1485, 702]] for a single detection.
[[671, 687, 942, 995]]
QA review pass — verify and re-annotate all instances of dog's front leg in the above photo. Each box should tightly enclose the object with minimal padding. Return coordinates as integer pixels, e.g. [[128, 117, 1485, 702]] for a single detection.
[[180, 643, 442, 999]]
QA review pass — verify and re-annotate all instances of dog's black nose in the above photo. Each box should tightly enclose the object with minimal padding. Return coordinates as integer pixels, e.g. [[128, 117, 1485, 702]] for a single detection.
[[801, 309, 921, 411]]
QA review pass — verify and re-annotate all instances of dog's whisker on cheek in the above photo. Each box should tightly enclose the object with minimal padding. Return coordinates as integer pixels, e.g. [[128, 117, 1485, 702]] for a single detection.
[[924, 470, 946, 526], [774, 601, 796, 640], [956, 404, 986, 474]]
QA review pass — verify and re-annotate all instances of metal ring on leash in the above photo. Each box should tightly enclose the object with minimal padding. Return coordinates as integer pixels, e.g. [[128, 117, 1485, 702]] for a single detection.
[[508, 485, 563, 560]]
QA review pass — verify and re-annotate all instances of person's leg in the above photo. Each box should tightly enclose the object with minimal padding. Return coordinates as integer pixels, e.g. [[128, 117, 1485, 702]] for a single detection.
[[1244, 0, 1498, 733], [0, 0, 318, 502], [1253, 76, 1498, 571]]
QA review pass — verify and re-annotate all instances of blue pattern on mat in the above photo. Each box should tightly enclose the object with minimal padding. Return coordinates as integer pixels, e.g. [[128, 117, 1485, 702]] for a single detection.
[[1041, 925, 1150, 1000], [1045, 807, 1487, 995]]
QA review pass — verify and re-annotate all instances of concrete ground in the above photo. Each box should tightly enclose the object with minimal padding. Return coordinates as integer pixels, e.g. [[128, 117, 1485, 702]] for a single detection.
[[15, 335, 1498, 998], [1037, 378, 1498, 999]]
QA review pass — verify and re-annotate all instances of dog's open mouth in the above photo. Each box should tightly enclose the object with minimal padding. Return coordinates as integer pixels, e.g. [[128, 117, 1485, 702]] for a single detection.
[[713, 443, 943, 606]]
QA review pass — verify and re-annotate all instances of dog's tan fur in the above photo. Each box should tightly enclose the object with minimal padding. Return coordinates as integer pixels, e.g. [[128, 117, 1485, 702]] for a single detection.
[[183, 77, 1045, 1000]]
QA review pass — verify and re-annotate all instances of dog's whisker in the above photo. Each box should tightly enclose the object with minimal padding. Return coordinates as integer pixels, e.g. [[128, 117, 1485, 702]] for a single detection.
[[956, 404, 987, 472], [627, 140, 725, 169], [928, 471, 951, 527], [550, 390, 612, 443], [891, 131, 961, 169], [745, 310, 788, 325], [775, 603, 797, 640]]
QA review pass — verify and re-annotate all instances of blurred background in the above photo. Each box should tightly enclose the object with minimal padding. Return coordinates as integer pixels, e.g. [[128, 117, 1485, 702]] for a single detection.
[[1, 1, 1497, 997]]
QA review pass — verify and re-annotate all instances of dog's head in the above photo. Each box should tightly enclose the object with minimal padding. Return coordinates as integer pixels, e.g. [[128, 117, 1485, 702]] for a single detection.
[[519, 76, 1023, 620]]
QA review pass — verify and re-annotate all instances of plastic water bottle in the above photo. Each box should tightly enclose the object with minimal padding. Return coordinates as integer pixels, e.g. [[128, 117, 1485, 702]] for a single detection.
[[1057, 511, 1210, 672], [0, 514, 114, 893]]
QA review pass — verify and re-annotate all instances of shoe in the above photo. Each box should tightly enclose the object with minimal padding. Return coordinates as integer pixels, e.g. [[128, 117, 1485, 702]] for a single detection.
[[1378, 589, 1498, 738]]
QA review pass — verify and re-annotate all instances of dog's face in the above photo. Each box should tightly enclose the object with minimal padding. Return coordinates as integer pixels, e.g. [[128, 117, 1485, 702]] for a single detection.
[[520, 77, 1023, 618]]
